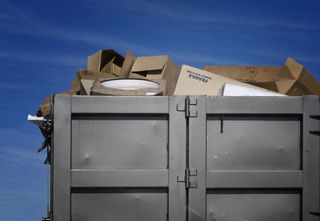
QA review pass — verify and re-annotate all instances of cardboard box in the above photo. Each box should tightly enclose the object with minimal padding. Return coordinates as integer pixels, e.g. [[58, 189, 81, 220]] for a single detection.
[[203, 57, 320, 95], [174, 65, 279, 96], [276, 57, 320, 95], [70, 69, 118, 95], [129, 55, 180, 95], [87, 49, 124, 75], [100, 57, 121, 75], [203, 66, 289, 93], [203, 66, 285, 82]]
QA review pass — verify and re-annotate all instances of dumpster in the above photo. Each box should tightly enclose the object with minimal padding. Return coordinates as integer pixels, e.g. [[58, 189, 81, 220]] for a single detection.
[[47, 95, 319, 221]]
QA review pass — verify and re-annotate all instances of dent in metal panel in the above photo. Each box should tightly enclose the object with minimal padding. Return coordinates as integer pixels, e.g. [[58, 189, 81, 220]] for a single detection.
[[72, 115, 168, 170], [207, 115, 301, 170], [207, 191, 300, 221], [72, 191, 167, 221]]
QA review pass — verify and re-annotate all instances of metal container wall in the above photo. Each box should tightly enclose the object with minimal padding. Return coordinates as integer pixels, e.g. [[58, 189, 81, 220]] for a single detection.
[[52, 95, 320, 221]]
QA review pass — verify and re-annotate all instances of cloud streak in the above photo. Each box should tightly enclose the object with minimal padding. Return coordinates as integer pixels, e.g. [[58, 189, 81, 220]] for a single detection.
[[0, 50, 85, 67], [85, 0, 319, 31], [1, 1, 319, 70]]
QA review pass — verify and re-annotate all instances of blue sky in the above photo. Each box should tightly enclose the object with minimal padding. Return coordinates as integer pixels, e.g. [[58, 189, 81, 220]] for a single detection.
[[0, 0, 320, 220]]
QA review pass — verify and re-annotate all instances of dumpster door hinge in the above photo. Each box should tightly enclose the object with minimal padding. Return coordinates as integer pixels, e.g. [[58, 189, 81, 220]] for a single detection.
[[186, 168, 197, 188], [177, 96, 197, 118], [177, 169, 197, 189], [186, 96, 198, 118]]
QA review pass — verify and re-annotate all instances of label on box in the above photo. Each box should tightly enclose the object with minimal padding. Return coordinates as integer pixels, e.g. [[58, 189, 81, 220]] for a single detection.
[[187, 70, 212, 83]]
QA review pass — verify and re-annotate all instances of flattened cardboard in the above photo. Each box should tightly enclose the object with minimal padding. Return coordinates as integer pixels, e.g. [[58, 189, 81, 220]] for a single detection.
[[87, 49, 124, 73], [131, 56, 167, 72], [118, 51, 136, 78], [174, 65, 277, 96], [129, 55, 180, 95]]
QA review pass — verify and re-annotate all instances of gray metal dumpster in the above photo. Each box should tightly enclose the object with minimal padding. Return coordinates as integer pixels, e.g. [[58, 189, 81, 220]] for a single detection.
[[51, 95, 320, 221]]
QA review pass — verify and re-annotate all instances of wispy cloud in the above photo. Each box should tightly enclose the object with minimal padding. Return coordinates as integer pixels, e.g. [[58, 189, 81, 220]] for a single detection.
[[0, 19, 159, 56], [168, 50, 252, 66], [0, 82, 38, 91], [85, 0, 319, 31], [0, 17, 260, 67], [0, 50, 85, 67], [0, 146, 42, 162], [1, 0, 319, 70], [240, 48, 320, 66], [0, 125, 46, 172]]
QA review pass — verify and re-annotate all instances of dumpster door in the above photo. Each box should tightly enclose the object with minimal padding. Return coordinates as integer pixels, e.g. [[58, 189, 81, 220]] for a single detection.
[[187, 96, 320, 221], [53, 95, 187, 221]]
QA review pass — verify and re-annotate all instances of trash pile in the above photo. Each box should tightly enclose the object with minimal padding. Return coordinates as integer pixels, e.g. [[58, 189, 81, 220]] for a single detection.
[[29, 48, 320, 163], [36, 49, 320, 118]]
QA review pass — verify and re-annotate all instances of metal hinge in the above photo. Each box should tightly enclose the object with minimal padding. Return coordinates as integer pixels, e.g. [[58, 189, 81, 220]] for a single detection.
[[177, 169, 198, 189], [177, 96, 198, 118]]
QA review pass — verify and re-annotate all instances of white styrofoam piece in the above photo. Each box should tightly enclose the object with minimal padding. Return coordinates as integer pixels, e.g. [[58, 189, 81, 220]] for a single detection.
[[27, 114, 45, 127], [101, 79, 160, 90], [222, 83, 286, 96]]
